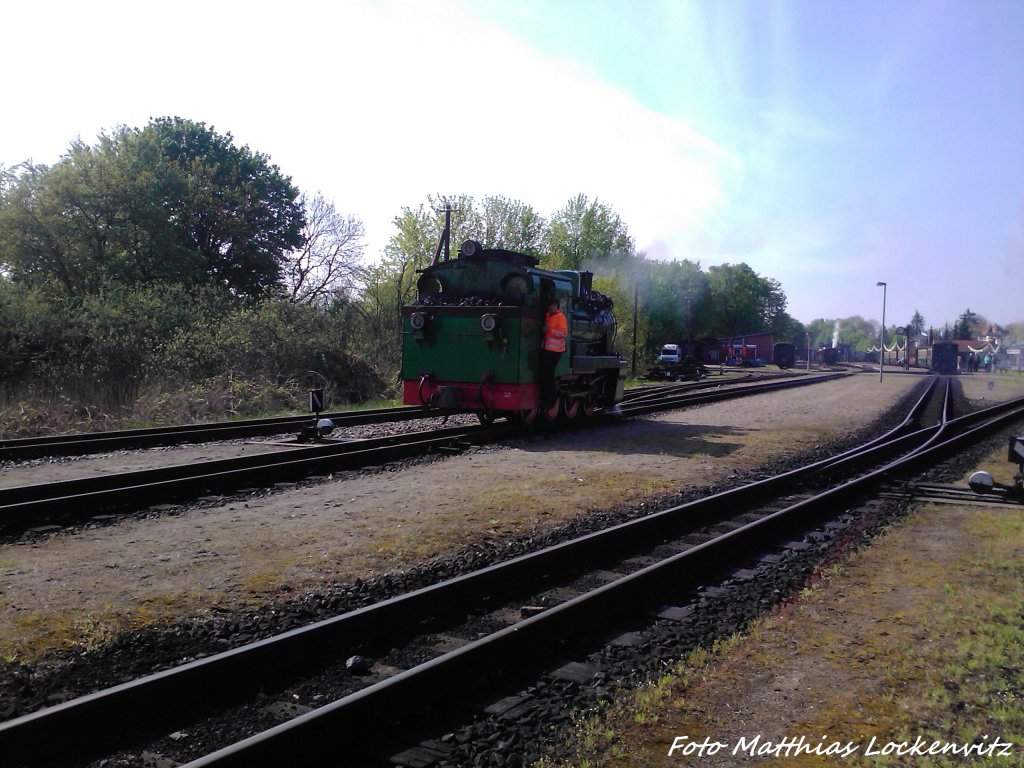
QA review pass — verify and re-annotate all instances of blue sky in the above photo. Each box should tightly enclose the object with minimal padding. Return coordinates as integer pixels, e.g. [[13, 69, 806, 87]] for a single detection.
[[3, 0, 1022, 331]]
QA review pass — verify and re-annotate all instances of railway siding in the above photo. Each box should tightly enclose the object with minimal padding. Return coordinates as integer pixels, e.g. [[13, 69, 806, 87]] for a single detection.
[[540, 435, 1024, 767], [2, 373, 1024, 764], [0, 374, 960, 666]]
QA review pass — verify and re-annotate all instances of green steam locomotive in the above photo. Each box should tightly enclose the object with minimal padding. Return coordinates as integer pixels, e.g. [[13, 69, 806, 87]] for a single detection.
[[401, 239, 626, 423]]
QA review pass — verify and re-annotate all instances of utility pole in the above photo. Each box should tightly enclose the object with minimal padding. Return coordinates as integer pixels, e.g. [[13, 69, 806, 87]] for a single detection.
[[683, 292, 695, 359], [431, 201, 455, 266], [877, 281, 887, 382], [631, 281, 639, 376]]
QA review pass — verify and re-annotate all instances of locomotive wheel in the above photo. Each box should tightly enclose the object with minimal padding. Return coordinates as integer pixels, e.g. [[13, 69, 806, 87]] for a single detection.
[[517, 405, 538, 425], [542, 397, 562, 422], [564, 397, 581, 419]]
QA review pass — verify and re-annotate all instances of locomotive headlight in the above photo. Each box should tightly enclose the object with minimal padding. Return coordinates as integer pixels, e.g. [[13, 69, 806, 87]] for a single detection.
[[480, 314, 498, 333], [410, 312, 427, 330]]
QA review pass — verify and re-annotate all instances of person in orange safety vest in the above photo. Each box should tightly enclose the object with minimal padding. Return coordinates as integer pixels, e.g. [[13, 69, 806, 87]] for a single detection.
[[540, 298, 567, 408]]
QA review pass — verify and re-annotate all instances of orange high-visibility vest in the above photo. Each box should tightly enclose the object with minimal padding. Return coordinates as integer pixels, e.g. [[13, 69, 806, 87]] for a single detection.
[[543, 310, 567, 353]]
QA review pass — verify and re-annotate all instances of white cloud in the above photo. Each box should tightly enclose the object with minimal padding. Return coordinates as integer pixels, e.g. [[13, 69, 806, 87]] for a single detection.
[[3, 0, 729, 261], [284, 0, 731, 258]]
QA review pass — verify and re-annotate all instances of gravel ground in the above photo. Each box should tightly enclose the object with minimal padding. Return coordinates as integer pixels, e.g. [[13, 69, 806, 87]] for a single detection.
[[0, 373, 926, 662], [0, 413, 480, 488], [3, 371, 1024, 763]]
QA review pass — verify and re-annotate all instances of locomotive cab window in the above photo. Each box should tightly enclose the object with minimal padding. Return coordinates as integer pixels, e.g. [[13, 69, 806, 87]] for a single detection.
[[538, 277, 570, 313]]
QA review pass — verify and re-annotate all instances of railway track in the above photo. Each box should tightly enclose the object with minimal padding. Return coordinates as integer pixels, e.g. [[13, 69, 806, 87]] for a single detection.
[[881, 481, 1024, 508], [0, 404, 420, 463], [0, 372, 845, 533], [6, 376, 1024, 766], [0, 373, 764, 463]]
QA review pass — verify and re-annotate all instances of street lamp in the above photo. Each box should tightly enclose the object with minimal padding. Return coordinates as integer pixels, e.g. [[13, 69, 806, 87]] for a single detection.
[[877, 281, 887, 382]]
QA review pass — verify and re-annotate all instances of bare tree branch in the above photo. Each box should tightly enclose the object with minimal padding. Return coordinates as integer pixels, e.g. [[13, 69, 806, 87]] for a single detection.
[[284, 193, 365, 305]]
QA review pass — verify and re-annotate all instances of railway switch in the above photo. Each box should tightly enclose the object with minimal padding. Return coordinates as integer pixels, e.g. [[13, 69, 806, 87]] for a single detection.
[[967, 435, 1024, 501]]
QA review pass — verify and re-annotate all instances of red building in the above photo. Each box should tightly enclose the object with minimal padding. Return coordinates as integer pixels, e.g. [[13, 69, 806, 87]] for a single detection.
[[716, 332, 774, 364]]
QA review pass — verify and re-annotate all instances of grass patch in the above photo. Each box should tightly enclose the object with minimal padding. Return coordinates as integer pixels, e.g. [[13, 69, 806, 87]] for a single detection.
[[533, 641, 740, 768], [535, 454, 1024, 766], [0, 379, 402, 440], [870, 510, 1024, 766], [4, 606, 132, 661], [463, 470, 674, 521]]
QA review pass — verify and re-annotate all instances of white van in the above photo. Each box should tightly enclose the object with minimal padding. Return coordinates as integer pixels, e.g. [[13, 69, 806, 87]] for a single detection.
[[657, 344, 682, 364]]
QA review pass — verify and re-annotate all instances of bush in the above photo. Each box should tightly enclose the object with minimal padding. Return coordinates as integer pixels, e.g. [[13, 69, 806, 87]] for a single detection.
[[0, 396, 117, 439], [0, 281, 232, 404], [128, 375, 304, 425], [151, 297, 392, 404], [0, 279, 391, 434]]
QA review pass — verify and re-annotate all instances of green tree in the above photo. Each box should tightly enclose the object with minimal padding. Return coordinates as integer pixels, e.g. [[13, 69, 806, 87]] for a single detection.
[[839, 316, 881, 351], [643, 257, 707, 350], [804, 319, 834, 349], [544, 194, 634, 270], [129, 117, 304, 296], [1004, 321, 1024, 344], [358, 200, 453, 367], [478, 195, 546, 255], [0, 150, 124, 296], [802, 316, 877, 352], [770, 311, 804, 343], [703, 263, 787, 336], [0, 163, 16, 201], [0, 118, 304, 299], [907, 310, 926, 340], [955, 308, 980, 340], [0, 276, 52, 382]]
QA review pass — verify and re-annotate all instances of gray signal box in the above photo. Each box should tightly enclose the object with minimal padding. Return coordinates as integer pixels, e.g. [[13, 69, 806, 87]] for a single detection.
[[1009, 436, 1024, 466]]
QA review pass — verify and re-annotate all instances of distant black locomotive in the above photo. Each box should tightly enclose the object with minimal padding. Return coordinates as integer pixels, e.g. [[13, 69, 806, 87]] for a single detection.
[[930, 341, 960, 375], [772, 342, 796, 369]]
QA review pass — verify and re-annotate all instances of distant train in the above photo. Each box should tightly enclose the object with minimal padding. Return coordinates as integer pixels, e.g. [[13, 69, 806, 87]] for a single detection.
[[772, 342, 796, 369], [930, 341, 960, 375], [821, 347, 840, 366], [401, 239, 627, 423]]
